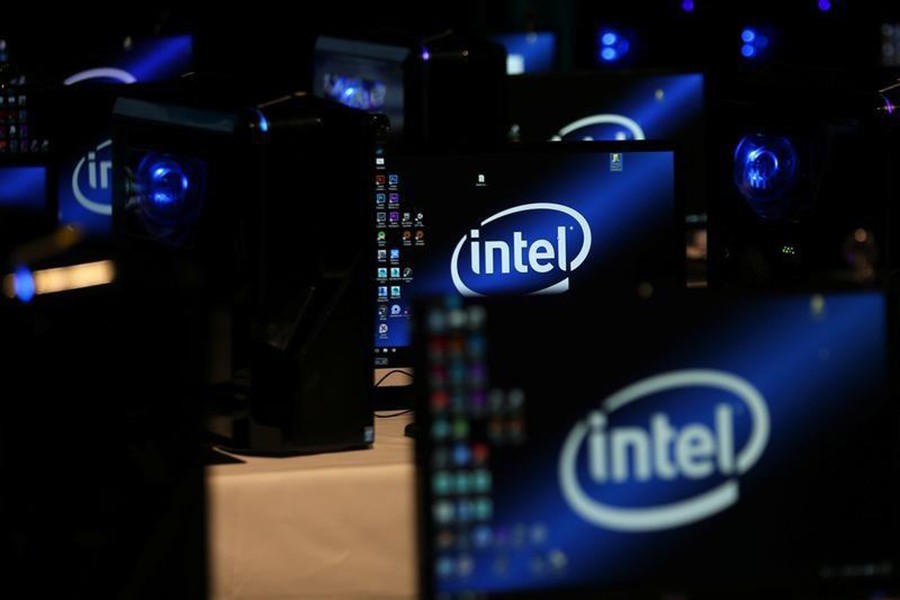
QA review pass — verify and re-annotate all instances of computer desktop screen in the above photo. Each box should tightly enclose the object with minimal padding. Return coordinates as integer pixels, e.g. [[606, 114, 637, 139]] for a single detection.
[[506, 71, 705, 217], [313, 36, 408, 137], [373, 143, 680, 378], [415, 290, 897, 600], [489, 32, 557, 75]]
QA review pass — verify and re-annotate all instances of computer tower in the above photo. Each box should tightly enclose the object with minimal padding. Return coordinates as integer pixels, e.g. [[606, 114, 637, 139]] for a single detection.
[[111, 81, 381, 454]]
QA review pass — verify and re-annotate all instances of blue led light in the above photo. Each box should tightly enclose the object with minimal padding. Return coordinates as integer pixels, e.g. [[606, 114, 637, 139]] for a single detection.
[[131, 152, 207, 246], [147, 162, 189, 206], [817, 0, 832, 11], [740, 27, 770, 60], [13, 266, 35, 303], [597, 28, 630, 64], [681, 0, 695, 12], [734, 134, 798, 219], [257, 112, 269, 133]]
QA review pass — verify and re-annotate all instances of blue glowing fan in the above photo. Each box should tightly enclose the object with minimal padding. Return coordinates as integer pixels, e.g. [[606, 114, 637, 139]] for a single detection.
[[127, 152, 206, 245], [733, 134, 798, 220]]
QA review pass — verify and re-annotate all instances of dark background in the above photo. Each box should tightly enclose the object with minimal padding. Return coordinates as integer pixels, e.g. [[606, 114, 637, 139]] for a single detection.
[[4, 2, 897, 91]]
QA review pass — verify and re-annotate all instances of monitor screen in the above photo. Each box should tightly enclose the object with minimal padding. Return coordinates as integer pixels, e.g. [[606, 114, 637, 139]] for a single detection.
[[373, 144, 680, 375], [415, 290, 897, 599], [0, 165, 46, 212], [313, 36, 408, 137], [490, 32, 557, 75], [506, 71, 705, 216]]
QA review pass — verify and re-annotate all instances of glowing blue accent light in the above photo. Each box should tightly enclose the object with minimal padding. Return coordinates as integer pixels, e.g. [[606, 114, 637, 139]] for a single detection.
[[257, 112, 269, 133], [681, 0, 695, 12], [147, 162, 189, 206], [597, 28, 629, 63], [734, 134, 798, 219], [120, 35, 193, 83], [344, 87, 356, 98], [744, 148, 780, 189], [421, 49, 431, 61], [740, 27, 770, 59], [817, 0, 832, 11], [13, 266, 35, 303]]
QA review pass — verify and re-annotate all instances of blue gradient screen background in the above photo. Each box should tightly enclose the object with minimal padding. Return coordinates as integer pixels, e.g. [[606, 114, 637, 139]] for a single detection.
[[0, 166, 46, 212], [507, 72, 705, 215], [417, 291, 898, 599]]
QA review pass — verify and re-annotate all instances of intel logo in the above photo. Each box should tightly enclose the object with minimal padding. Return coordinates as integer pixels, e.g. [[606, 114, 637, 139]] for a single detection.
[[559, 370, 770, 532], [551, 114, 646, 142], [450, 203, 592, 297], [64, 67, 137, 86], [71, 139, 113, 216]]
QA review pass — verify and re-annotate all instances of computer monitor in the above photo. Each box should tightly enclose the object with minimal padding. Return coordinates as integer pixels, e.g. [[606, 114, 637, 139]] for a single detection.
[[506, 71, 706, 216], [489, 32, 557, 75], [313, 36, 409, 138], [415, 289, 898, 599], [373, 143, 680, 393]]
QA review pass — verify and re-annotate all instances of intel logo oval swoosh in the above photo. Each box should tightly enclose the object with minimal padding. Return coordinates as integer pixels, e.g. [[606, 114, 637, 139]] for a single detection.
[[71, 139, 113, 216], [559, 370, 770, 532], [450, 203, 592, 297], [550, 114, 646, 142]]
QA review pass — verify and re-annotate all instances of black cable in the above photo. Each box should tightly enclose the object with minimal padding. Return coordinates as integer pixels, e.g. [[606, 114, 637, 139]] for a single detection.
[[374, 409, 414, 419], [374, 368, 413, 388]]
